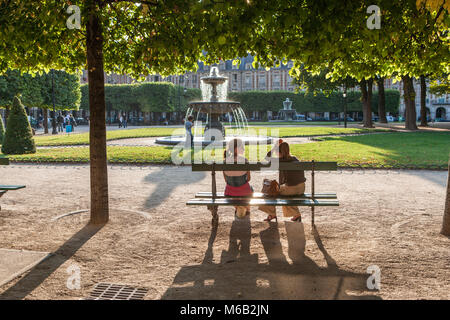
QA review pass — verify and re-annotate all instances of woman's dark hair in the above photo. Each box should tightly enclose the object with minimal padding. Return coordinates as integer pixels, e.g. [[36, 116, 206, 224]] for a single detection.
[[187, 115, 194, 121], [279, 142, 292, 160]]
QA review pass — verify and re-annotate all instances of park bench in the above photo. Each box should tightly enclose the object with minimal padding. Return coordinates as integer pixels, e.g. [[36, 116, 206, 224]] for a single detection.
[[186, 160, 339, 227], [0, 157, 26, 211]]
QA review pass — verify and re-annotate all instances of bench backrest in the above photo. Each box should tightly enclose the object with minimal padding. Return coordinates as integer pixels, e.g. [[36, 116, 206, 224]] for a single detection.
[[191, 161, 337, 171], [0, 158, 9, 165]]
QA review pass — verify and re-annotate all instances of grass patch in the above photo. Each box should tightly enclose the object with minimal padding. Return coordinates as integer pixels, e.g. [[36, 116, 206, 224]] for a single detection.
[[33, 128, 183, 146], [290, 132, 450, 169], [31, 126, 388, 146], [4, 132, 448, 169]]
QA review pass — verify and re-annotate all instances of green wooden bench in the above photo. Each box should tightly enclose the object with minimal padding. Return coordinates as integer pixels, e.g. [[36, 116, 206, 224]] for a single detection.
[[0, 157, 26, 210], [186, 160, 339, 226]]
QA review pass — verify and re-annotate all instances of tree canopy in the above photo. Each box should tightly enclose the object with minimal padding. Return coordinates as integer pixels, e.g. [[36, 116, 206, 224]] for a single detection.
[[0, 69, 80, 110]]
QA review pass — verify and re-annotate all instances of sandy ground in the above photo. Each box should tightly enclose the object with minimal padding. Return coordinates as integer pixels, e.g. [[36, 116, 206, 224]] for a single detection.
[[0, 164, 448, 300]]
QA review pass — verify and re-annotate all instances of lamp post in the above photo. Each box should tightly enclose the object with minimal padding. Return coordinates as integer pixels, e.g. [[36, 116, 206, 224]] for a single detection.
[[51, 69, 58, 135], [343, 87, 347, 128]]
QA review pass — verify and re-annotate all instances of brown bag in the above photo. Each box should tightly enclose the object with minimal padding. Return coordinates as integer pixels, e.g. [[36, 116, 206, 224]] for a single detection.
[[258, 179, 279, 215], [261, 179, 280, 197]]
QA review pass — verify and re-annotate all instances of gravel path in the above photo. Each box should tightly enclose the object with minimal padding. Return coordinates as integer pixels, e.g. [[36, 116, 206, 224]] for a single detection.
[[0, 164, 448, 300]]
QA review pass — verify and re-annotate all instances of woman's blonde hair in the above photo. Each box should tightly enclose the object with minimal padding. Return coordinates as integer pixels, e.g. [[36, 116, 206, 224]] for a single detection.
[[224, 138, 244, 161]]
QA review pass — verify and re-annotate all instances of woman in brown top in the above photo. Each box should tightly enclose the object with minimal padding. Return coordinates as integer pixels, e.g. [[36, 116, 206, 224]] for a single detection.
[[262, 139, 306, 222]]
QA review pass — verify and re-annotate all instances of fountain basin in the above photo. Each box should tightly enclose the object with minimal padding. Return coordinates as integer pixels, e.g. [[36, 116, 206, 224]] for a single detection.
[[155, 135, 273, 146]]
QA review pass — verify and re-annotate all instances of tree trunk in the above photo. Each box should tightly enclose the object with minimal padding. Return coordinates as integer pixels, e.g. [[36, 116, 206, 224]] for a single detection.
[[419, 75, 428, 127], [360, 79, 374, 128], [377, 77, 387, 123], [402, 75, 418, 130], [43, 109, 48, 134], [441, 159, 450, 236], [86, 1, 109, 224]]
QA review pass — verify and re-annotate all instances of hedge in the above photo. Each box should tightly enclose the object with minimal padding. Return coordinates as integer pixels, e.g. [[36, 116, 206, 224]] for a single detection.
[[227, 90, 400, 113], [80, 82, 201, 112], [80, 83, 399, 114]]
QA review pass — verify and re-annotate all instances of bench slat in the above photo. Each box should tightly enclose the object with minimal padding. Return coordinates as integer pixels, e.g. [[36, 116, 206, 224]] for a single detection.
[[191, 161, 337, 171], [187, 198, 339, 207], [0, 158, 9, 165], [0, 185, 26, 191], [195, 192, 337, 199]]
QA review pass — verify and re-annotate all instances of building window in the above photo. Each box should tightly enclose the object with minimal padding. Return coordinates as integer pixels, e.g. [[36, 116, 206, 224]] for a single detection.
[[245, 75, 252, 88], [219, 61, 226, 71], [259, 74, 266, 90], [245, 63, 252, 70], [273, 74, 280, 88]]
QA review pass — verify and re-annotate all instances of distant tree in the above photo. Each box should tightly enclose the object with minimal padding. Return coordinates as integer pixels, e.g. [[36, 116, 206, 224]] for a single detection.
[[1, 96, 36, 154], [0, 113, 5, 144], [419, 75, 428, 126], [376, 77, 387, 123]]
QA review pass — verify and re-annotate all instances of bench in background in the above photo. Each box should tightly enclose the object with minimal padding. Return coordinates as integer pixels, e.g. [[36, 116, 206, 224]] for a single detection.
[[0, 157, 26, 211]]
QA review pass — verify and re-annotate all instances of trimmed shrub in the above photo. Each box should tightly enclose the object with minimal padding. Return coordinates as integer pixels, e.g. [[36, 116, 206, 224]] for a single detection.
[[1, 96, 36, 154], [0, 114, 5, 144]]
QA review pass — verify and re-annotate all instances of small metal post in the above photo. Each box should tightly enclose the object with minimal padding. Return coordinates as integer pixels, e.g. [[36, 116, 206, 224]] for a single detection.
[[311, 160, 315, 228]]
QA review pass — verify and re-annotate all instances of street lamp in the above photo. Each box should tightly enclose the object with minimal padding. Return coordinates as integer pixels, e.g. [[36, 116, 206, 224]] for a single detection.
[[51, 69, 58, 135], [343, 87, 347, 128]]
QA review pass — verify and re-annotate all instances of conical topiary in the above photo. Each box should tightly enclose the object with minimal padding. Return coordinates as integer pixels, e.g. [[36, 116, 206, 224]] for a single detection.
[[0, 114, 5, 145], [1, 96, 36, 154]]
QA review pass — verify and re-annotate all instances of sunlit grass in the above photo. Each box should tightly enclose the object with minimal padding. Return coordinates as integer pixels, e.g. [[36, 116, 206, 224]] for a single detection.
[[32, 126, 388, 146], [2, 132, 448, 169]]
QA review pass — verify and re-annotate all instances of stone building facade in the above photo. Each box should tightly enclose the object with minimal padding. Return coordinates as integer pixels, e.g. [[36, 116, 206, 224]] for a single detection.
[[80, 54, 449, 121]]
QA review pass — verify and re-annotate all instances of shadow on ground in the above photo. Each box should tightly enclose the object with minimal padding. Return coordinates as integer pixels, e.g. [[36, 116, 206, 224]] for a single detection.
[[0, 224, 102, 300], [143, 167, 205, 209], [162, 219, 381, 300]]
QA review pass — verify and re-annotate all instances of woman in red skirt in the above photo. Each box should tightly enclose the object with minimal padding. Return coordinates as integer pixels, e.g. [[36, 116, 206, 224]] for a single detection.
[[223, 138, 253, 218]]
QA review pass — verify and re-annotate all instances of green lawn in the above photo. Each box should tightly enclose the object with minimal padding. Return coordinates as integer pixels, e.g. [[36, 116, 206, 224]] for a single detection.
[[290, 132, 450, 169], [3, 132, 449, 169], [31, 126, 389, 146], [33, 127, 184, 146], [248, 121, 340, 126]]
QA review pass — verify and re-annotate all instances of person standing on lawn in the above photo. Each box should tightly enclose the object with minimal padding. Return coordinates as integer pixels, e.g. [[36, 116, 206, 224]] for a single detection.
[[185, 115, 194, 147]]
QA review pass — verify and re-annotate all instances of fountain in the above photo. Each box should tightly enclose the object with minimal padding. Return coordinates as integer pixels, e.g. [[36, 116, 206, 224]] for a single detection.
[[277, 98, 298, 121], [155, 66, 272, 146]]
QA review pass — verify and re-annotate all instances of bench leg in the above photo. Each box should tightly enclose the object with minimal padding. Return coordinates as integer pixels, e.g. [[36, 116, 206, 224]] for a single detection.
[[0, 191, 5, 211], [207, 205, 219, 225], [311, 206, 315, 229]]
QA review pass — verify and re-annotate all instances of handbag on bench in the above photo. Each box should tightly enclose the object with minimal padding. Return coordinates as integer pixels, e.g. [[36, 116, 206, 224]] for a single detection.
[[258, 179, 280, 215]]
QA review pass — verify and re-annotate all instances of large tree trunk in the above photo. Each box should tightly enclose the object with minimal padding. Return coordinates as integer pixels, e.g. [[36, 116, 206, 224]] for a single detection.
[[402, 75, 418, 130], [360, 79, 374, 128], [86, 1, 109, 224], [43, 109, 48, 134], [442, 159, 450, 236], [377, 77, 387, 123], [419, 75, 428, 127]]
